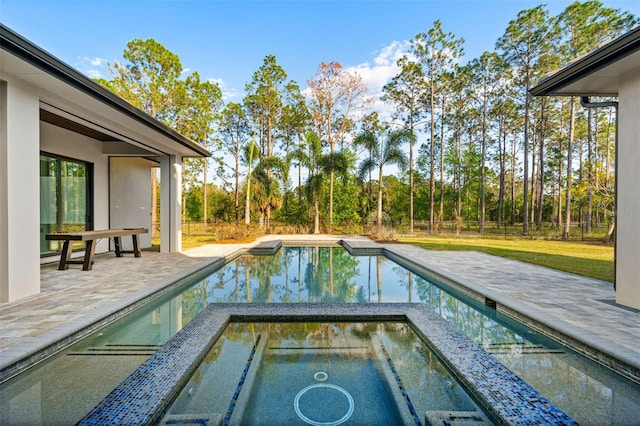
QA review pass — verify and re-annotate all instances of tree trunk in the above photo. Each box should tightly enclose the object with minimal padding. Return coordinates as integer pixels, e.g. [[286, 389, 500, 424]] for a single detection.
[[429, 85, 435, 233], [563, 98, 575, 240], [522, 71, 531, 236], [244, 165, 252, 226], [377, 165, 384, 232], [586, 108, 593, 234], [234, 151, 239, 225], [439, 96, 445, 232], [456, 125, 462, 236], [313, 198, 320, 234], [498, 122, 506, 229], [536, 101, 545, 229], [409, 116, 414, 233], [510, 134, 517, 226]]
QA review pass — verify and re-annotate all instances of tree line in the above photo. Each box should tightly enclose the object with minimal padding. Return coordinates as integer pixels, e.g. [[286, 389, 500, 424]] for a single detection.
[[97, 1, 638, 238]]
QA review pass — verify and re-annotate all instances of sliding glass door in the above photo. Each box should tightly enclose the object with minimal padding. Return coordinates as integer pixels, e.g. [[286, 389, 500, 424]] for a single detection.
[[40, 153, 92, 255]]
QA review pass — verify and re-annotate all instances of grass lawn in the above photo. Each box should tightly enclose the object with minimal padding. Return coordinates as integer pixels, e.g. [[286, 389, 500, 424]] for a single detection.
[[398, 235, 614, 282]]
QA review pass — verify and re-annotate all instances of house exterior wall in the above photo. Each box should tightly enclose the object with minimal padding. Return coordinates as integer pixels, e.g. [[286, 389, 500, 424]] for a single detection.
[[0, 77, 40, 302], [40, 121, 111, 257], [109, 157, 153, 249], [616, 72, 640, 310]]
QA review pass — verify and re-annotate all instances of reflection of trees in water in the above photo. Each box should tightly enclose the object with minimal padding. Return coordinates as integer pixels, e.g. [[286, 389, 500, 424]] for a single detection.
[[180, 280, 208, 322], [191, 247, 417, 303], [249, 252, 285, 302], [414, 276, 523, 347], [303, 247, 360, 302], [391, 265, 413, 302]]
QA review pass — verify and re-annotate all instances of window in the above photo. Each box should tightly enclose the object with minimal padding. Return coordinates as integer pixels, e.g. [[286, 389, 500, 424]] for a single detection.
[[40, 153, 93, 256]]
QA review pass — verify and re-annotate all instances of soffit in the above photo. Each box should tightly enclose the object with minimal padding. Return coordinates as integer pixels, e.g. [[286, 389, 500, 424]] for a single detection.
[[0, 27, 210, 158]]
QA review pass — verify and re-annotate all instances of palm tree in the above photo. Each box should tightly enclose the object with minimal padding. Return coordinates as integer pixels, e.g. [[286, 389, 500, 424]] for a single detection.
[[252, 156, 285, 232], [356, 129, 409, 232], [243, 139, 259, 226], [303, 131, 350, 234]]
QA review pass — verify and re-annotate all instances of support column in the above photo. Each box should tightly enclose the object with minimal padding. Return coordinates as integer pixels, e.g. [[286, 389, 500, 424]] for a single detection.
[[616, 73, 640, 310], [0, 80, 41, 302], [160, 154, 182, 253]]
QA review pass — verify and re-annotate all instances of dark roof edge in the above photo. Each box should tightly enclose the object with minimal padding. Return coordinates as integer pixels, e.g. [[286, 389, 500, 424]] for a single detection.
[[0, 24, 210, 157], [530, 25, 640, 96]]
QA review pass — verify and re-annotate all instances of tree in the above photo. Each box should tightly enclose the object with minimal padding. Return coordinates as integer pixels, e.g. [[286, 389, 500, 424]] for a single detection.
[[98, 38, 222, 223], [307, 61, 371, 231], [411, 20, 464, 232], [468, 52, 508, 234], [557, 0, 638, 238], [497, 5, 555, 236], [382, 57, 425, 233], [252, 156, 285, 232], [356, 129, 409, 232], [244, 55, 291, 229], [218, 102, 251, 223], [304, 132, 327, 234], [243, 140, 259, 226], [101, 38, 187, 127], [181, 72, 223, 224], [279, 82, 310, 224]]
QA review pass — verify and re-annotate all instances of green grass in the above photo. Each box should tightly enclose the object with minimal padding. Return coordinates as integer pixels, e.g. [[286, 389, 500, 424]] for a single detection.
[[399, 235, 614, 282]]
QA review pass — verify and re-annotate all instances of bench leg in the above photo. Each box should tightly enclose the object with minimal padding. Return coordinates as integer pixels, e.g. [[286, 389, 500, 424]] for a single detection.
[[132, 234, 141, 258], [83, 240, 97, 271], [58, 241, 72, 270], [114, 236, 123, 257]]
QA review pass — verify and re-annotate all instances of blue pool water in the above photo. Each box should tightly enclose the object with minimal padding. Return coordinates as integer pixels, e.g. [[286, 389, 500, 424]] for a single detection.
[[165, 322, 486, 425], [0, 246, 638, 425]]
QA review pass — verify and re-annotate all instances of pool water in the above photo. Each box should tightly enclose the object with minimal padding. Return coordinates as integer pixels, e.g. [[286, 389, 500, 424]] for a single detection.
[[204, 246, 420, 303], [166, 322, 485, 425], [1, 246, 638, 425]]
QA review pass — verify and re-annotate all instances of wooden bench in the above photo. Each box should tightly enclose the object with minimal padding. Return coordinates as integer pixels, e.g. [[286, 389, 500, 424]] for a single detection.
[[46, 228, 149, 271]]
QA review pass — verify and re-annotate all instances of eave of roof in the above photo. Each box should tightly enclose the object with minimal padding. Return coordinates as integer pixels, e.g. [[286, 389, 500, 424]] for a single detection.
[[530, 25, 640, 97], [0, 24, 210, 158]]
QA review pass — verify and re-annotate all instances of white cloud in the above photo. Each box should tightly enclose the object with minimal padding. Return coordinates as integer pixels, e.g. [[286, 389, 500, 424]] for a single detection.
[[345, 40, 409, 94], [207, 77, 240, 102], [86, 69, 103, 79], [344, 40, 412, 121], [76, 56, 109, 79]]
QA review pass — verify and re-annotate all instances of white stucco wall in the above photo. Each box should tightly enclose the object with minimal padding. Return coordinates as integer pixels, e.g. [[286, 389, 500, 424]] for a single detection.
[[40, 121, 110, 256], [109, 157, 153, 249], [160, 155, 182, 253], [616, 71, 640, 310], [0, 78, 41, 302]]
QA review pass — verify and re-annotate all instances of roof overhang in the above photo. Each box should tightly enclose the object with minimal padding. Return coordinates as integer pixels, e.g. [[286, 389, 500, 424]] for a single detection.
[[531, 25, 640, 97], [0, 24, 210, 158]]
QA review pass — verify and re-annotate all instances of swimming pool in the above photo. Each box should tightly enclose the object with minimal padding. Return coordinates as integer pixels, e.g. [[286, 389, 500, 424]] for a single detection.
[[1, 245, 638, 425], [165, 322, 488, 425]]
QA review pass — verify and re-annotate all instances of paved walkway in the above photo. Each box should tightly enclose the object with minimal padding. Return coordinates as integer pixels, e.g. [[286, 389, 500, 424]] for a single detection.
[[1, 235, 638, 382]]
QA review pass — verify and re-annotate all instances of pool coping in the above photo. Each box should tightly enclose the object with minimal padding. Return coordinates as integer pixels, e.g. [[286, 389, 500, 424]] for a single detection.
[[379, 244, 640, 384], [77, 304, 577, 426]]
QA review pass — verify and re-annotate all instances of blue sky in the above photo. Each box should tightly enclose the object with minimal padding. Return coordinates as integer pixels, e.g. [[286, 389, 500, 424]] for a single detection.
[[3, 0, 639, 105]]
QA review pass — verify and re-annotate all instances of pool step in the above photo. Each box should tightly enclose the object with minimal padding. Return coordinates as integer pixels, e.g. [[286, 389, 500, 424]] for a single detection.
[[68, 343, 162, 356], [159, 413, 222, 425], [247, 240, 282, 255], [486, 342, 565, 355], [425, 410, 490, 425], [341, 239, 385, 255]]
